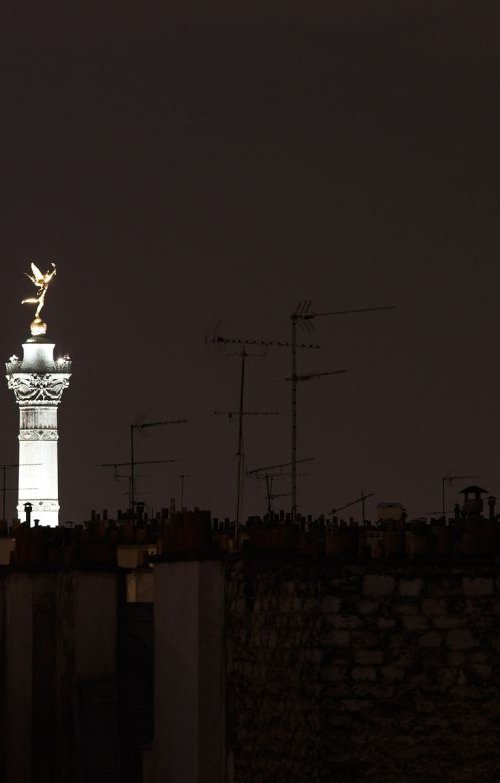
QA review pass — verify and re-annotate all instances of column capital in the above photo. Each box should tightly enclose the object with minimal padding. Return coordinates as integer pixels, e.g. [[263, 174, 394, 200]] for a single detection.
[[6, 372, 71, 406]]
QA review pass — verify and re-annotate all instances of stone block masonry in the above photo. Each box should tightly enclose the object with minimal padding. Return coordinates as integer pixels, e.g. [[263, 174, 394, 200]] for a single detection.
[[225, 557, 500, 783]]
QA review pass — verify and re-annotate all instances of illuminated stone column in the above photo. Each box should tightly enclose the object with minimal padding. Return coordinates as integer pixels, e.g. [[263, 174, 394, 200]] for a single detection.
[[5, 339, 71, 526]]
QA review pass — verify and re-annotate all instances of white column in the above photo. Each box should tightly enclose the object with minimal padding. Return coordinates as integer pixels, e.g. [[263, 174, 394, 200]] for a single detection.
[[5, 340, 71, 526]]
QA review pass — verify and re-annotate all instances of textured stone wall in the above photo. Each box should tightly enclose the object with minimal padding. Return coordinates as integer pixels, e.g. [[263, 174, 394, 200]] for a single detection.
[[225, 557, 500, 783]]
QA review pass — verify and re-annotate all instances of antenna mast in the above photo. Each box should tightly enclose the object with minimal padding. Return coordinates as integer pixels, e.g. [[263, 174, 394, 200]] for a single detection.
[[332, 491, 375, 522], [247, 457, 314, 518], [179, 473, 191, 509], [210, 327, 319, 534], [129, 418, 187, 510], [290, 300, 394, 523], [210, 335, 282, 538], [441, 473, 479, 518], [100, 458, 178, 510]]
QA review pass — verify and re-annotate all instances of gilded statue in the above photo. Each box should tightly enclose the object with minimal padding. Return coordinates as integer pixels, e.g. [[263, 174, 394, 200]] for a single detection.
[[21, 262, 57, 335]]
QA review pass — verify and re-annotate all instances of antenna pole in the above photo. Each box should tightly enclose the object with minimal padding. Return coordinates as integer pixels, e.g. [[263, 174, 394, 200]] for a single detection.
[[210, 332, 289, 536], [180, 473, 190, 509], [247, 457, 314, 517], [291, 315, 298, 523], [289, 299, 394, 524], [266, 473, 273, 518], [332, 491, 375, 518], [235, 347, 247, 538], [441, 473, 479, 520], [129, 418, 187, 511], [130, 424, 135, 511]]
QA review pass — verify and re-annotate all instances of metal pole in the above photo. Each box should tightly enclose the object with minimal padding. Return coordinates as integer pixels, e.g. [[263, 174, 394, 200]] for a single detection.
[[361, 491, 366, 523], [266, 473, 273, 519], [180, 473, 189, 509], [235, 348, 247, 538], [130, 424, 135, 511], [291, 316, 297, 522], [2, 465, 6, 520], [442, 478, 446, 519]]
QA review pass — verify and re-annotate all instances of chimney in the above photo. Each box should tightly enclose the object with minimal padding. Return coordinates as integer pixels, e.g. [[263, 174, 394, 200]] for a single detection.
[[24, 502, 33, 527]]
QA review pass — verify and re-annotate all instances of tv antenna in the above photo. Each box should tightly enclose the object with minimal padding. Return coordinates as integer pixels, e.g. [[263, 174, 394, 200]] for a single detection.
[[100, 459, 178, 509], [441, 473, 479, 518], [100, 416, 186, 509], [290, 300, 395, 522], [209, 328, 319, 535], [128, 419, 187, 509], [209, 337, 284, 537], [111, 467, 149, 506], [179, 473, 191, 509], [247, 458, 314, 518], [332, 491, 375, 523], [263, 481, 292, 516]]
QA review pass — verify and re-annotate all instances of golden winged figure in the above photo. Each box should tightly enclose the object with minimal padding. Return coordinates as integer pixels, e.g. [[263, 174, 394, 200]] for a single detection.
[[21, 262, 57, 320]]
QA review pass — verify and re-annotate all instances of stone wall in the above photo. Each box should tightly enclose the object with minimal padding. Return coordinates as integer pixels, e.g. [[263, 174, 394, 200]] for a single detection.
[[225, 556, 500, 783]]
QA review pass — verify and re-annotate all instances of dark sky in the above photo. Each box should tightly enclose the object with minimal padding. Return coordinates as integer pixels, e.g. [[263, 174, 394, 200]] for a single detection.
[[1, 1, 499, 522]]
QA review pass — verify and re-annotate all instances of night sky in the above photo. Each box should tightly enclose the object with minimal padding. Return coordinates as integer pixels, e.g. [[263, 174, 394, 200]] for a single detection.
[[1, 1, 499, 523]]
